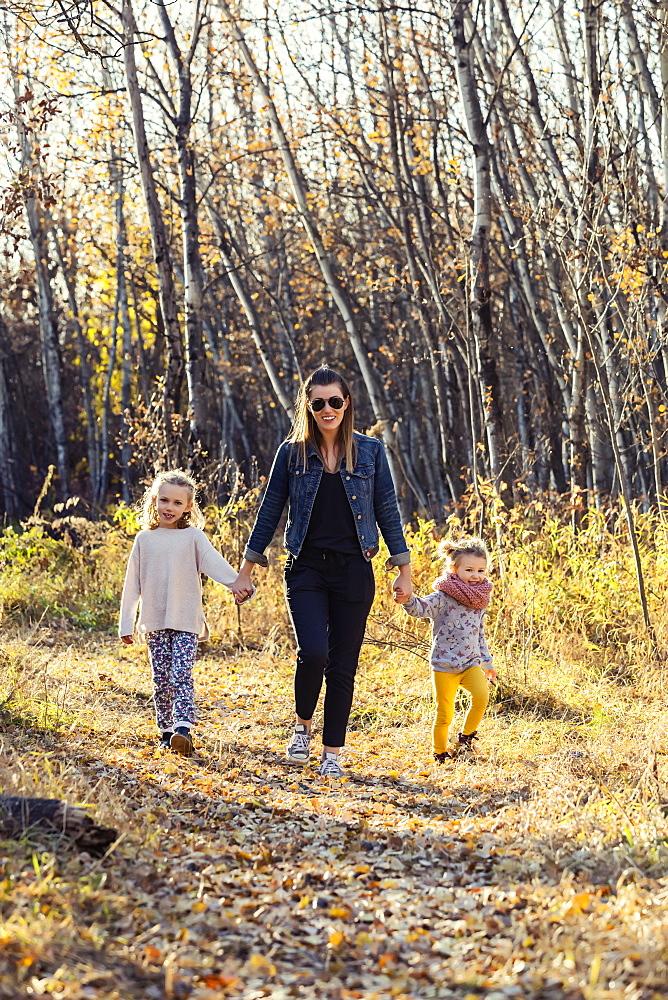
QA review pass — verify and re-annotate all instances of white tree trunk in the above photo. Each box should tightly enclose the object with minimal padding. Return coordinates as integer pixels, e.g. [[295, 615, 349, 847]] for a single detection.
[[121, 0, 184, 458], [659, 2, 668, 239], [451, 0, 506, 486], [0, 317, 18, 518], [215, 0, 406, 485], [157, 1, 210, 457], [26, 196, 69, 497], [203, 195, 295, 419]]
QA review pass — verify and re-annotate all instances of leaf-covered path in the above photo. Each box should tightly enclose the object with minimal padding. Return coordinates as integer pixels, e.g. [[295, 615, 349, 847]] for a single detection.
[[1, 629, 667, 999]]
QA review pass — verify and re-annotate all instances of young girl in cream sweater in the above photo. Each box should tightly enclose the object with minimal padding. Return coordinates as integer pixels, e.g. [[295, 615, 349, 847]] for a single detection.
[[119, 470, 250, 756], [394, 537, 496, 762]]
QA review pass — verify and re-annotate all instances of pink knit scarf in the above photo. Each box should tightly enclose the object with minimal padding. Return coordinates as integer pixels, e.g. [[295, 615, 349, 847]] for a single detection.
[[433, 572, 493, 610]]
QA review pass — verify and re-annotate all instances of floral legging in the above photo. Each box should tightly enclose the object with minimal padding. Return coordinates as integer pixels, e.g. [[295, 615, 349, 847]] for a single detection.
[[146, 629, 198, 731]]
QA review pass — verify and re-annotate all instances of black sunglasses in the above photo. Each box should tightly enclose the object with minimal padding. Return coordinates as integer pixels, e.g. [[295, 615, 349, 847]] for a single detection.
[[309, 395, 346, 412]]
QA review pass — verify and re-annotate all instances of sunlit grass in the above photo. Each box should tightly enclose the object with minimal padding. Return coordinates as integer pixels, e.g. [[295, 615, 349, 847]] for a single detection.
[[2, 494, 668, 996]]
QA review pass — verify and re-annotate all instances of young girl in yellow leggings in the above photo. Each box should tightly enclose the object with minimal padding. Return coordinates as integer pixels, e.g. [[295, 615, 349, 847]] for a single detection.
[[394, 537, 496, 762]]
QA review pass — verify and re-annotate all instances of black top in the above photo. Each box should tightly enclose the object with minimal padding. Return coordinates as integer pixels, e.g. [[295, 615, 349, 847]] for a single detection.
[[303, 471, 360, 554]]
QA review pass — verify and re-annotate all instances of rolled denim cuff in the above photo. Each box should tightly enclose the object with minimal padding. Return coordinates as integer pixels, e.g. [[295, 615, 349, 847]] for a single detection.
[[384, 550, 411, 570], [243, 546, 269, 568]]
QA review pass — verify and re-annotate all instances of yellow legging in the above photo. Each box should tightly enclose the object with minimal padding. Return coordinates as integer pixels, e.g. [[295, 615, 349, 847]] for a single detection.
[[432, 665, 489, 754]]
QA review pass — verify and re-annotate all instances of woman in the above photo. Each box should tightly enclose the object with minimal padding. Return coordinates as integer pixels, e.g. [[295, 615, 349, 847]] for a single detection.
[[233, 366, 411, 777]]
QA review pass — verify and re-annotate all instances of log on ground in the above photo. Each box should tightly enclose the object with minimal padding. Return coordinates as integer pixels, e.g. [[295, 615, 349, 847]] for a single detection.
[[0, 795, 117, 856]]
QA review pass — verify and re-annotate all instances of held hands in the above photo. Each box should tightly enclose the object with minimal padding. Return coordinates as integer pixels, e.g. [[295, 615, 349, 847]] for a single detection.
[[233, 585, 256, 605], [231, 569, 255, 606], [392, 565, 413, 605]]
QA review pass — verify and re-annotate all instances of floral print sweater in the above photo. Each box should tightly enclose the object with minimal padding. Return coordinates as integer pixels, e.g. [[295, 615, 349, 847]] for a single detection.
[[402, 591, 493, 674]]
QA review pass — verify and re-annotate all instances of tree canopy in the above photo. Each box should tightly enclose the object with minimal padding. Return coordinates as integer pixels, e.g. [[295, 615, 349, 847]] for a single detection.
[[1, 0, 667, 519]]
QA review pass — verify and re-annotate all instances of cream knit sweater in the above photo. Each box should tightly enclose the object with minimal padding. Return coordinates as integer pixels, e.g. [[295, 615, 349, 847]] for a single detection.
[[118, 526, 238, 641]]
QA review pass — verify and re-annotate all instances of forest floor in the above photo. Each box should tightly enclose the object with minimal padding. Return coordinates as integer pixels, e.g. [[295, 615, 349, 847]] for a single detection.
[[1, 621, 668, 1000]]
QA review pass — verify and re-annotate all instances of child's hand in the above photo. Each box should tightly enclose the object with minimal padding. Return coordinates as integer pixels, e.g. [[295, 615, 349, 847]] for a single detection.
[[485, 668, 497, 684], [233, 584, 255, 605], [121, 635, 134, 645], [392, 565, 412, 605]]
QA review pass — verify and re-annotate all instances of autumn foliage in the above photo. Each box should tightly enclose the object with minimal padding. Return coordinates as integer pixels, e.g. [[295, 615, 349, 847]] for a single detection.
[[1, 0, 668, 526], [1, 493, 668, 997]]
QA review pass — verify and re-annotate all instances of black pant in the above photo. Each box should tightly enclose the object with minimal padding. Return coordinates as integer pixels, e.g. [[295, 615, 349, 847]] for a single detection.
[[284, 547, 375, 747]]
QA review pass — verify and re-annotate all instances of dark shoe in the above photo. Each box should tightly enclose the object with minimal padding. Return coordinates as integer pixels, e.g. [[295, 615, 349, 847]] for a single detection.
[[452, 731, 479, 760], [170, 726, 194, 757], [433, 752, 451, 765], [160, 730, 173, 749]]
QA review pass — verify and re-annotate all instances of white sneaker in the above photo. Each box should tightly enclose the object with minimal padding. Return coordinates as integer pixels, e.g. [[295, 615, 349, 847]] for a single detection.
[[286, 724, 310, 764], [318, 752, 345, 779]]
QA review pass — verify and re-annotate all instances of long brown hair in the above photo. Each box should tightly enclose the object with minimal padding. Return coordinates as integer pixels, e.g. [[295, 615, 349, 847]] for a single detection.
[[287, 365, 357, 471]]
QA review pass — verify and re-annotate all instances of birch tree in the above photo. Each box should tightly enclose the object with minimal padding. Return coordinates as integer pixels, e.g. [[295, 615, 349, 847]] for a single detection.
[[121, 0, 184, 458]]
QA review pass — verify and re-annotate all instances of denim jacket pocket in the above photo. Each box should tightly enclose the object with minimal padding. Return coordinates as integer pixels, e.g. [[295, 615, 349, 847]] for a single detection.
[[350, 463, 374, 477], [346, 463, 374, 494], [290, 465, 318, 503]]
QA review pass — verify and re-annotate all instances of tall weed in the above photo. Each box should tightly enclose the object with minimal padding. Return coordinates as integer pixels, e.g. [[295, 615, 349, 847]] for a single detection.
[[1, 486, 664, 702]]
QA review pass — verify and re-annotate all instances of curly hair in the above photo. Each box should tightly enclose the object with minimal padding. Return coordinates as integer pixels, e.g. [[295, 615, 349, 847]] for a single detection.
[[139, 470, 206, 530]]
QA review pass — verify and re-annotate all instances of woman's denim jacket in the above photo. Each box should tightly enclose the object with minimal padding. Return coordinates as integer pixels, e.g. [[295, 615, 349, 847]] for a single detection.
[[244, 433, 410, 568]]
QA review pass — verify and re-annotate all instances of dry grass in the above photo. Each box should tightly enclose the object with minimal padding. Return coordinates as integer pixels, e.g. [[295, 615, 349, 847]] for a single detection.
[[2, 503, 668, 998]]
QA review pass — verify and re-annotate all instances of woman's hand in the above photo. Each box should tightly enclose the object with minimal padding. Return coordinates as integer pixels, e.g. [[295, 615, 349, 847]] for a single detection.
[[392, 564, 412, 603], [232, 562, 255, 605], [121, 635, 134, 645]]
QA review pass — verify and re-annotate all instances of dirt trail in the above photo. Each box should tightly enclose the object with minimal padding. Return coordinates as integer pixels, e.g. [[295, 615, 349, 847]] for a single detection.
[[1, 633, 667, 999]]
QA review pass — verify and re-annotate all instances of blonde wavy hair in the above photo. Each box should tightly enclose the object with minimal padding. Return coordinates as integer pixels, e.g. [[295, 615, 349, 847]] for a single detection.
[[140, 470, 206, 530], [287, 365, 357, 471], [439, 536, 490, 568]]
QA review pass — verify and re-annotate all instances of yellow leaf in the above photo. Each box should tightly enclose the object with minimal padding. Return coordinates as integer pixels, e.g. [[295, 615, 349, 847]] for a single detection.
[[566, 892, 591, 915], [249, 954, 276, 974], [328, 929, 344, 948]]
